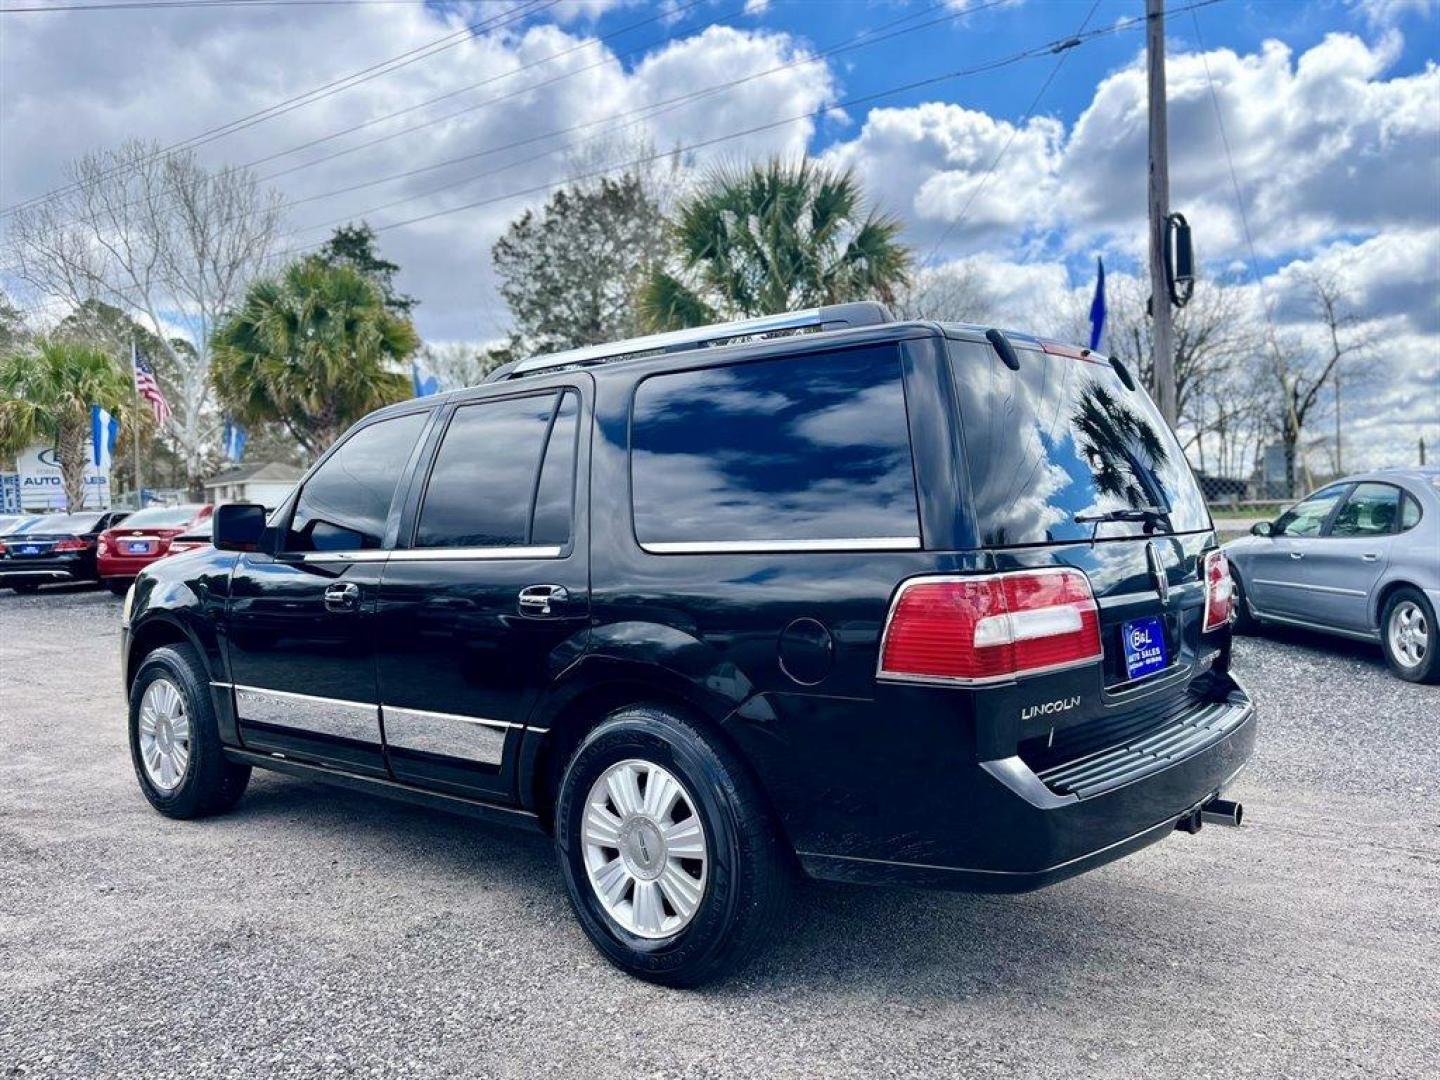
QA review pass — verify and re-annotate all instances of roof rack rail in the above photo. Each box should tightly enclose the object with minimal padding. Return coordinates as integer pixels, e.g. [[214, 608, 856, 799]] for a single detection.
[[492, 301, 894, 381]]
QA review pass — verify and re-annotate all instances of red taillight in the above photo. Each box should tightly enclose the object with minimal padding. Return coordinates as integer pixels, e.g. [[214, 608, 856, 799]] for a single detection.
[[1203, 550, 1233, 632], [53, 538, 90, 552], [0, 541, 7, 555], [878, 569, 1103, 685]]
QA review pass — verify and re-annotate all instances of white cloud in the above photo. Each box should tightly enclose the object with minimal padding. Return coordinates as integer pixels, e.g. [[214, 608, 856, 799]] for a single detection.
[[1347, 0, 1438, 27], [0, 8, 836, 343]]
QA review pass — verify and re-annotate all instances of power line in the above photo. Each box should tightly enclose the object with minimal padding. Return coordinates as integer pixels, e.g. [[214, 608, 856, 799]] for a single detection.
[[0, 0, 556, 216], [275, 0, 1229, 256], [272, 0, 985, 202], [921, 0, 1101, 266]]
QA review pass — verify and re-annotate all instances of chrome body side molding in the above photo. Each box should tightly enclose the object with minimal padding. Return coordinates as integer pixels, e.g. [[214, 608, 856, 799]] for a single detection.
[[382, 705, 513, 765], [231, 684, 382, 744]]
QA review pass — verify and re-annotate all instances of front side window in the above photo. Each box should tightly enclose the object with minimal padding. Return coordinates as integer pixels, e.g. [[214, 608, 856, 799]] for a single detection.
[[416, 390, 578, 550], [630, 346, 920, 549], [1329, 483, 1401, 538], [1273, 484, 1348, 538], [286, 412, 429, 552]]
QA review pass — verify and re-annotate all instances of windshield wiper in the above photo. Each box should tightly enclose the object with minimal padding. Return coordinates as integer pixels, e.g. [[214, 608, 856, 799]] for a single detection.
[[1074, 505, 1173, 543]]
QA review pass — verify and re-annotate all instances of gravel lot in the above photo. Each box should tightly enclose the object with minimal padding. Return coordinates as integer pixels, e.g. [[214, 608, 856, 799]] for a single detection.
[[2, 586, 1436, 1079]]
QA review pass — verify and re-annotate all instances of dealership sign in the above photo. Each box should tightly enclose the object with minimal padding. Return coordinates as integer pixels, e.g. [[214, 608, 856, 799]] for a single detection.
[[16, 444, 110, 510]]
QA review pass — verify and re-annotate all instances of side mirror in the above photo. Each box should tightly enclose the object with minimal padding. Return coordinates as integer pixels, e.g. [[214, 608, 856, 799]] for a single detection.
[[213, 503, 267, 552], [1250, 521, 1274, 538]]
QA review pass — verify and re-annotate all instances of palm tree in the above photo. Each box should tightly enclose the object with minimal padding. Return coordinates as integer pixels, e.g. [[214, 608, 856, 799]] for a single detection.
[[639, 159, 912, 331], [0, 339, 136, 512], [211, 260, 417, 458]]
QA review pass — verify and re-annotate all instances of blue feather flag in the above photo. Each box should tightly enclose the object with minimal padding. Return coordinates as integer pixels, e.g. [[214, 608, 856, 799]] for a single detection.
[[1088, 256, 1107, 352]]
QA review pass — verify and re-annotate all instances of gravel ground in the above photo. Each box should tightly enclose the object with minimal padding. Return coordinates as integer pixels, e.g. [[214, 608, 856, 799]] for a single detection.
[[2, 586, 1437, 1079]]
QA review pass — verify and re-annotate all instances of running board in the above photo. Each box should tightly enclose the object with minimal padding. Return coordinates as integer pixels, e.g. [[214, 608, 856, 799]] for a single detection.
[[223, 748, 545, 834]]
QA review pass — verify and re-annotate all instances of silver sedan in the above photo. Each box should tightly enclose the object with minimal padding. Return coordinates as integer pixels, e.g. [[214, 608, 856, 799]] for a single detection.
[[1224, 467, 1440, 683]]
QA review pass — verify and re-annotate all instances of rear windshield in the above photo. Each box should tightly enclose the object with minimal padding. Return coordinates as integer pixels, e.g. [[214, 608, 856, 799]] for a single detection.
[[33, 513, 103, 534], [948, 339, 1210, 546], [120, 504, 204, 529]]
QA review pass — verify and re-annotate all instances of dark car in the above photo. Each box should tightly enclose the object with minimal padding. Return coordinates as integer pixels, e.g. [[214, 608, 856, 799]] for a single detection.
[[121, 304, 1255, 985], [0, 510, 129, 592]]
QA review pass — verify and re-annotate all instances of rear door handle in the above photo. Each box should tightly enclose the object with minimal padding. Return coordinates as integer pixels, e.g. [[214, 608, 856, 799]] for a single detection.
[[1289, 552, 1304, 560], [324, 581, 360, 612], [1361, 553, 1380, 562], [518, 584, 568, 616]]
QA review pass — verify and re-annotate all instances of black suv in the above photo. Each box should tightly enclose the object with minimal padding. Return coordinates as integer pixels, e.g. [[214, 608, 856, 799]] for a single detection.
[[121, 303, 1255, 985]]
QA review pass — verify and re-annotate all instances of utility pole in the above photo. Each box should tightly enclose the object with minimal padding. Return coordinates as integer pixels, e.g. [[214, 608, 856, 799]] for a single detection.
[[1146, 0, 1178, 426]]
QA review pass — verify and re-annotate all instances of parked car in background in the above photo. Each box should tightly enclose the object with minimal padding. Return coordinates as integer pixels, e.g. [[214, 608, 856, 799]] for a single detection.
[[122, 303, 1254, 985], [98, 504, 213, 595], [0, 510, 130, 592], [160, 517, 214, 558], [1224, 467, 1440, 683]]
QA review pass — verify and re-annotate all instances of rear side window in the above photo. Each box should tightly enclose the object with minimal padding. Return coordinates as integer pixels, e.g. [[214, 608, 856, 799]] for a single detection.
[[948, 340, 1211, 546], [630, 345, 919, 549], [286, 412, 428, 552], [416, 390, 578, 549], [1400, 493, 1422, 531], [1329, 482, 1401, 537]]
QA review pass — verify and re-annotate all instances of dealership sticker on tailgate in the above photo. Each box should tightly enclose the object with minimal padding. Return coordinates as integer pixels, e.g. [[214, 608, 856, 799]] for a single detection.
[[1122, 616, 1168, 680]]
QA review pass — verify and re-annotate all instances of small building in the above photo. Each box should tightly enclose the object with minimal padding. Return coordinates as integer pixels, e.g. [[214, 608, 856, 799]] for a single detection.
[[203, 461, 303, 509]]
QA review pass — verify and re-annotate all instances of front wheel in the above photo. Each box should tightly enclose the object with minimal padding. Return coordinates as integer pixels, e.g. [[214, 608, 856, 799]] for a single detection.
[[129, 644, 251, 817], [1230, 570, 1260, 634], [554, 705, 791, 986], [1381, 588, 1439, 684]]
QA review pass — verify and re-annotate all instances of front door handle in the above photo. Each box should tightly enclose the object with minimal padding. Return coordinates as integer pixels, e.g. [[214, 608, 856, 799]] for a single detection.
[[1361, 553, 1380, 562], [518, 584, 568, 616], [324, 581, 360, 612]]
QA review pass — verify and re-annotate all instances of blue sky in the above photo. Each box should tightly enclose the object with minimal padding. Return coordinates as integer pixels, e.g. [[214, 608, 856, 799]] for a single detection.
[[3, 0, 1437, 470]]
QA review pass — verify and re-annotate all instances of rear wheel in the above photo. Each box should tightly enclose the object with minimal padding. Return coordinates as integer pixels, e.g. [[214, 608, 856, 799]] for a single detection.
[[1381, 588, 1438, 684], [554, 704, 791, 986], [129, 644, 251, 817]]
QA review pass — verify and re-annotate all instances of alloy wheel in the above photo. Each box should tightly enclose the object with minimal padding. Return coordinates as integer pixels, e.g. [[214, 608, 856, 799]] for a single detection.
[[581, 759, 708, 940], [138, 678, 191, 792], [1388, 600, 1428, 669]]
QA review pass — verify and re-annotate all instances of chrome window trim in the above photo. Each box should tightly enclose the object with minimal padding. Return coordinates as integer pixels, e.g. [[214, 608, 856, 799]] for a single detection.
[[1096, 581, 1204, 609], [392, 545, 564, 561], [642, 536, 920, 555], [299, 545, 565, 562]]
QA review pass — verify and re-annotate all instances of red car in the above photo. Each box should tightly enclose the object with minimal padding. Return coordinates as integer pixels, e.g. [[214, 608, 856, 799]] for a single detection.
[[98, 504, 213, 594]]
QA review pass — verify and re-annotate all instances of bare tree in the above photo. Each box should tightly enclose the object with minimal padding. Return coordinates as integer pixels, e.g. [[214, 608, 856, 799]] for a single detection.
[[1264, 272, 1368, 496], [5, 140, 284, 493], [891, 261, 996, 324], [1106, 275, 1262, 474]]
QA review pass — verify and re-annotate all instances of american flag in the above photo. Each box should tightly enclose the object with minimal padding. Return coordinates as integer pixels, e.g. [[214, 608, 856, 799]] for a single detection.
[[131, 341, 172, 426]]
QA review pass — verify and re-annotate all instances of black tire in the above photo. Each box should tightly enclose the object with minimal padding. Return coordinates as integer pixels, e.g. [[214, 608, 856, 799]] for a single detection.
[[105, 578, 131, 597], [1230, 570, 1260, 634], [10, 584, 40, 594], [554, 704, 792, 987], [129, 644, 251, 818], [1380, 587, 1439, 684]]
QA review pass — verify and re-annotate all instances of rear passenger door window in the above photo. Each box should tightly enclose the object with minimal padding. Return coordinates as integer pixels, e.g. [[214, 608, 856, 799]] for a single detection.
[[416, 390, 579, 551], [630, 345, 919, 551]]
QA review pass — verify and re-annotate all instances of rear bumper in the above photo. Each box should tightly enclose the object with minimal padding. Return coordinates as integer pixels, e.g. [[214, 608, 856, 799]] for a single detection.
[[98, 553, 161, 578], [798, 674, 1257, 893], [0, 555, 92, 583]]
